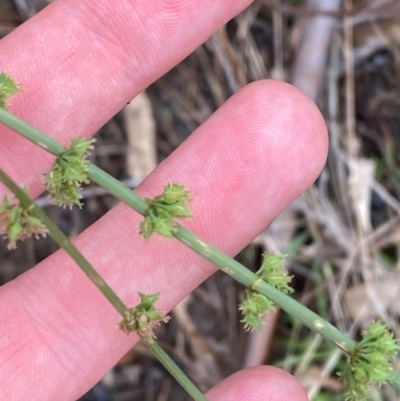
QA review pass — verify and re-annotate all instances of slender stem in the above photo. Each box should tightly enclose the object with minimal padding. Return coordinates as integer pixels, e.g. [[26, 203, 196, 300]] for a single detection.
[[88, 164, 148, 214], [391, 371, 400, 391], [0, 108, 65, 153], [0, 108, 149, 213], [173, 225, 356, 351], [0, 168, 128, 316], [1, 108, 400, 389], [147, 341, 210, 401]]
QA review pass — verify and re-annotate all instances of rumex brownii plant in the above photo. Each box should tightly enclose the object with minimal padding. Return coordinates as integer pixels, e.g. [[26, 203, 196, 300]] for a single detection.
[[0, 73, 399, 401]]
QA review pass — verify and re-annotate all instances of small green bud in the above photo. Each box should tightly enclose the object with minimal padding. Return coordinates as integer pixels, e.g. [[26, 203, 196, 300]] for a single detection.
[[0, 191, 47, 249], [139, 183, 193, 239], [118, 292, 169, 342], [239, 253, 293, 331], [44, 137, 95, 208], [239, 291, 274, 331], [339, 321, 399, 401], [150, 217, 175, 238], [138, 292, 160, 308], [139, 218, 155, 240], [257, 253, 293, 294], [8, 221, 23, 243], [160, 183, 193, 204]]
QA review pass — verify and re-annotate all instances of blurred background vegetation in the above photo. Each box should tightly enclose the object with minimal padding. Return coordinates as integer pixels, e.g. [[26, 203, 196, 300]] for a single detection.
[[1, 0, 400, 400]]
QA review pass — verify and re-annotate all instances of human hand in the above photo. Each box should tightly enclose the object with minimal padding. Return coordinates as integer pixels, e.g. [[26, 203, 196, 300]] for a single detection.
[[0, 0, 328, 400]]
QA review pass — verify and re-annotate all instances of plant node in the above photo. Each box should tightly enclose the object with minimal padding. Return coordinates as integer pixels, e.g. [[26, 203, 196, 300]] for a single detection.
[[339, 321, 399, 401], [0, 190, 47, 249], [239, 253, 293, 331], [44, 137, 95, 208], [140, 183, 193, 239], [118, 292, 170, 343]]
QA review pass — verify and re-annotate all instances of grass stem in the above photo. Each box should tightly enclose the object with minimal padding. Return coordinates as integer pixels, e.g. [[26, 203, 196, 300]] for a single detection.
[[173, 225, 356, 350], [148, 341, 210, 401], [0, 168, 127, 316]]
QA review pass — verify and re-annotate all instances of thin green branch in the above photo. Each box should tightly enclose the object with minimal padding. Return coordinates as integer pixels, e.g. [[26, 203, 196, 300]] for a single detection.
[[0, 108, 148, 213], [148, 342, 210, 401], [0, 168, 128, 316], [0, 108, 65, 153], [173, 226, 400, 390], [173, 225, 356, 351], [1, 108, 399, 390]]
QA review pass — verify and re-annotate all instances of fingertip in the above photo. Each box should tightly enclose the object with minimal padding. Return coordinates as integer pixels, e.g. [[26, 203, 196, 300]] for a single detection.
[[207, 365, 309, 401], [138, 79, 329, 253], [235, 79, 329, 184], [222, 79, 329, 218]]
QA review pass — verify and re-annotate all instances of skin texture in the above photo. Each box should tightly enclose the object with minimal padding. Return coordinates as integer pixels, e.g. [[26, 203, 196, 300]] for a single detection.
[[0, 0, 329, 400]]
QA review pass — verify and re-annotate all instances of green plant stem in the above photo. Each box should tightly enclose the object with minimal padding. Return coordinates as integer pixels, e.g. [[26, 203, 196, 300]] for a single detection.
[[1, 108, 400, 390], [173, 226, 400, 390], [0, 108, 149, 214], [390, 370, 400, 390], [173, 225, 355, 350], [88, 163, 148, 213], [147, 341, 210, 401], [0, 168, 128, 316], [0, 167, 210, 401]]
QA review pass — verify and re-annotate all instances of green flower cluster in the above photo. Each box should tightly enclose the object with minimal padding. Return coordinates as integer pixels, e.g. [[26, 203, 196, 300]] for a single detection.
[[0, 72, 20, 109], [44, 137, 95, 208], [339, 322, 399, 401], [239, 253, 293, 331], [140, 183, 193, 239], [118, 292, 169, 342], [0, 190, 47, 249]]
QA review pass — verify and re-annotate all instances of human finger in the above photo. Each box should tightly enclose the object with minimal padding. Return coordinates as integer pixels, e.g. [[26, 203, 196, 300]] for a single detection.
[[0, 0, 252, 197], [0, 81, 328, 400], [207, 366, 309, 401]]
